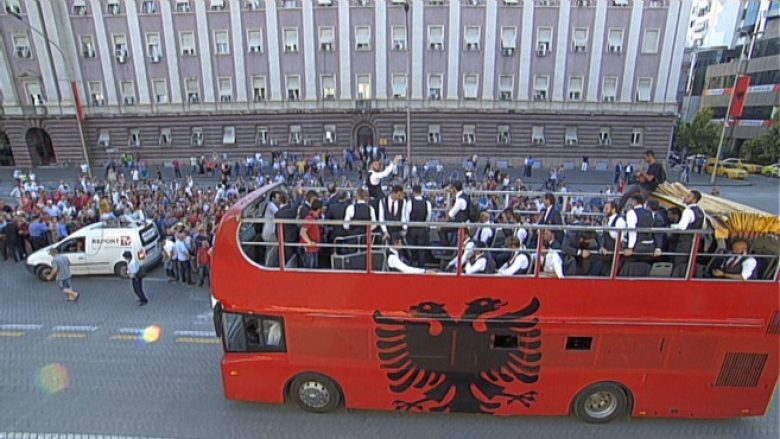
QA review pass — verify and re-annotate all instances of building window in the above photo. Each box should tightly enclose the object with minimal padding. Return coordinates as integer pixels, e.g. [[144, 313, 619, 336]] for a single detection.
[[462, 125, 476, 144], [533, 75, 549, 101], [602, 76, 618, 102], [501, 27, 516, 55], [113, 34, 128, 62], [289, 125, 302, 144], [357, 74, 371, 100], [392, 26, 407, 50], [532, 126, 545, 145], [153, 79, 167, 104], [218, 77, 233, 102], [180, 32, 196, 56], [323, 125, 336, 144], [252, 76, 266, 101], [572, 27, 588, 52], [255, 127, 268, 145], [223, 126, 236, 145], [210, 0, 226, 11], [159, 128, 172, 146], [248, 30, 263, 53], [463, 74, 479, 99], [608, 28, 624, 53], [175, 0, 191, 13], [317, 0, 334, 6], [286, 75, 301, 101], [107, 0, 120, 15], [80, 35, 96, 58], [536, 27, 553, 55], [146, 33, 162, 62], [392, 74, 408, 99], [186, 78, 200, 103], [88, 81, 104, 106], [499, 75, 513, 101], [13, 34, 31, 59], [128, 129, 141, 147], [428, 26, 444, 50], [568, 76, 583, 101], [5, 0, 21, 15], [98, 130, 110, 148], [464, 26, 481, 51], [428, 74, 443, 100], [284, 28, 299, 52], [355, 26, 371, 50], [215, 30, 230, 54], [246, 0, 261, 9], [497, 125, 511, 145], [630, 128, 643, 146], [191, 127, 204, 146], [319, 27, 335, 52], [281, 0, 300, 7], [428, 125, 441, 144], [392, 124, 406, 144], [565, 126, 578, 146], [121, 81, 135, 105], [598, 127, 612, 145], [322, 75, 336, 100], [26, 82, 45, 106], [141, 0, 158, 14], [642, 28, 660, 54], [636, 77, 652, 102], [72, 0, 88, 15]]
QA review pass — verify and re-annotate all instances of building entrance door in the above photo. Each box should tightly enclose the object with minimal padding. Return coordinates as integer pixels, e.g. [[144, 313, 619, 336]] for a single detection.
[[356, 125, 374, 148], [25, 128, 56, 166]]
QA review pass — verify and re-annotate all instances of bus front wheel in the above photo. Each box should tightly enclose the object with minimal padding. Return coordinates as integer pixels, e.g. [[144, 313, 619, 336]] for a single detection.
[[289, 373, 342, 413], [572, 382, 631, 423]]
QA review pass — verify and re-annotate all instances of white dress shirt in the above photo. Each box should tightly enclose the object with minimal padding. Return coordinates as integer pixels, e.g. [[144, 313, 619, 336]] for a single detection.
[[127, 257, 141, 278], [605, 214, 627, 242], [542, 250, 564, 278], [369, 163, 395, 185], [387, 248, 425, 274], [672, 203, 699, 230], [343, 202, 377, 230], [475, 225, 494, 246], [446, 240, 475, 270], [498, 251, 530, 275], [625, 208, 652, 249], [379, 199, 407, 235], [723, 255, 758, 280], [404, 196, 432, 222], [448, 191, 468, 220], [465, 256, 488, 274]]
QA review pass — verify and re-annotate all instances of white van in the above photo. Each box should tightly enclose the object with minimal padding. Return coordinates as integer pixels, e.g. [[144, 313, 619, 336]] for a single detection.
[[27, 219, 162, 281]]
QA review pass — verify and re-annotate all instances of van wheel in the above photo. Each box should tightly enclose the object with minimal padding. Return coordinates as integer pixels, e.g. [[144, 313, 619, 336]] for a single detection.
[[572, 382, 630, 423], [35, 265, 53, 282], [114, 262, 128, 278], [289, 373, 342, 413]]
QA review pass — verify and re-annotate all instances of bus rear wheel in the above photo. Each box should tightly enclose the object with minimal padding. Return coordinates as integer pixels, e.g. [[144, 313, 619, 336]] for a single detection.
[[289, 373, 342, 413], [572, 382, 630, 423]]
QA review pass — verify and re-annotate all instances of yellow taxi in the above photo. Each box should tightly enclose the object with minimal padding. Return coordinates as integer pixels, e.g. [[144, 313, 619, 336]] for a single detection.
[[721, 158, 764, 174], [762, 163, 780, 178], [704, 159, 749, 179]]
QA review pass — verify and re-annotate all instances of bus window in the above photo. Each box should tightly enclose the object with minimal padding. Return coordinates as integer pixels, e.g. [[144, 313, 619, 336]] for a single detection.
[[222, 312, 286, 353]]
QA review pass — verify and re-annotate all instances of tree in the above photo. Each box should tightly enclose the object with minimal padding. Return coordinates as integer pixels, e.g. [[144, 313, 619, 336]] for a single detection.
[[740, 124, 780, 165], [676, 108, 721, 156]]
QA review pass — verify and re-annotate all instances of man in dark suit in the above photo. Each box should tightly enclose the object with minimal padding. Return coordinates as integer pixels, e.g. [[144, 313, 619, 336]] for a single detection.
[[562, 228, 603, 276], [324, 191, 350, 245], [274, 201, 300, 267], [3, 216, 20, 262], [537, 192, 563, 244]]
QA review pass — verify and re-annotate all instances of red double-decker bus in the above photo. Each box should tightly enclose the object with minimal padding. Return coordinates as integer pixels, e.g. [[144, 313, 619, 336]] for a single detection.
[[211, 183, 779, 423]]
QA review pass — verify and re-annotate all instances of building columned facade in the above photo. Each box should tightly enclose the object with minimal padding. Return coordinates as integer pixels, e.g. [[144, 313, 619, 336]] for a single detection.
[[0, 0, 690, 168]]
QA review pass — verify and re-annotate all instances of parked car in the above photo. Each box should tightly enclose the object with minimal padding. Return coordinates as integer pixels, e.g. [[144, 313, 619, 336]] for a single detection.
[[721, 158, 764, 174], [762, 163, 780, 178], [704, 159, 749, 179]]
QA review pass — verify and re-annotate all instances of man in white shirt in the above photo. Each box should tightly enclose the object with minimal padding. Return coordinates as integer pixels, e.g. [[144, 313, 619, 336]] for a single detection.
[[497, 237, 530, 276], [162, 236, 176, 281], [712, 239, 757, 281], [123, 251, 148, 306], [540, 230, 564, 279], [474, 211, 494, 246], [405, 185, 432, 268], [367, 155, 401, 201], [261, 191, 282, 242], [343, 188, 377, 233], [445, 237, 475, 272], [464, 243, 495, 275], [599, 201, 627, 256], [386, 235, 426, 274]]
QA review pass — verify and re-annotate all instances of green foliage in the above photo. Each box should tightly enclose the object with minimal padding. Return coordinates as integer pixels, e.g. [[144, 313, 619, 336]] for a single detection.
[[676, 108, 721, 155], [740, 124, 780, 165]]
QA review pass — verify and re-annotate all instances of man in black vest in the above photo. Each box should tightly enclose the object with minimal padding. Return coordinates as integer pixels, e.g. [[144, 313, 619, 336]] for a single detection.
[[406, 185, 432, 268], [379, 185, 406, 240], [623, 194, 656, 262], [440, 181, 470, 250], [367, 155, 401, 212], [343, 188, 376, 240], [671, 190, 705, 268], [712, 239, 757, 281]]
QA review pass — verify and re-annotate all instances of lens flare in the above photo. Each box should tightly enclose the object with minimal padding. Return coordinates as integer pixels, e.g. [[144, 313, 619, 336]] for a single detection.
[[37, 363, 69, 394], [141, 325, 162, 343]]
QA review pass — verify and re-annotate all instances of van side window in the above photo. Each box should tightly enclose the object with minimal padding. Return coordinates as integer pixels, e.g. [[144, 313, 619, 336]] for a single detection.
[[59, 237, 86, 254]]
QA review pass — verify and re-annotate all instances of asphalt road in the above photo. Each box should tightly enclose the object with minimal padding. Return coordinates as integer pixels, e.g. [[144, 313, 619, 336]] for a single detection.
[[0, 261, 778, 439]]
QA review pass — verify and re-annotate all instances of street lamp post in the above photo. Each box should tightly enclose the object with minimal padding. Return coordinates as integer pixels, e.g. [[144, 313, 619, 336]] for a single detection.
[[7, 4, 92, 178], [404, 1, 412, 162]]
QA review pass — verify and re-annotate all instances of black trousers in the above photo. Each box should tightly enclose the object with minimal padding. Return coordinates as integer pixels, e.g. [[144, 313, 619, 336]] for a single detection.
[[132, 278, 148, 302], [177, 260, 192, 284], [406, 228, 429, 268]]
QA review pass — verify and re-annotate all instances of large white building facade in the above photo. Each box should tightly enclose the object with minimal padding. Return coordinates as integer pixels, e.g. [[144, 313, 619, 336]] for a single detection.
[[0, 0, 690, 168]]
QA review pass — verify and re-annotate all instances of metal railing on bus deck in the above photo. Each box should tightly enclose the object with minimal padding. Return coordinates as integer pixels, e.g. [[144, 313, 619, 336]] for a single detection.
[[235, 217, 780, 282]]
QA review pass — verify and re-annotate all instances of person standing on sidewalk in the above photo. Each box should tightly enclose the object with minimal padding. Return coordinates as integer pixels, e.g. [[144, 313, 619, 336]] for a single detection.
[[196, 240, 211, 287], [123, 251, 148, 306], [175, 232, 193, 285], [47, 248, 79, 302]]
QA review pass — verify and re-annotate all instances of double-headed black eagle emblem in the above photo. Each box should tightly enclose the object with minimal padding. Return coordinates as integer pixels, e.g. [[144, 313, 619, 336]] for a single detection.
[[373, 297, 542, 414]]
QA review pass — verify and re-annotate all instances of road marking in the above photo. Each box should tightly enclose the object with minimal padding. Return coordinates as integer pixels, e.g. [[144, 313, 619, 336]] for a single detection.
[[0, 324, 43, 330], [176, 337, 220, 344], [51, 325, 99, 332], [0, 331, 25, 337], [174, 330, 216, 337], [110, 334, 140, 341], [0, 432, 174, 439], [49, 333, 87, 339], [118, 327, 146, 334]]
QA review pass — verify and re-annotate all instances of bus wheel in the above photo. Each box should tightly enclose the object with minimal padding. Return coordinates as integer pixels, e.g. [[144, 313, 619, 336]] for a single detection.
[[35, 265, 52, 282], [114, 261, 127, 278], [572, 382, 630, 423], [289, 373, 342, 413]]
